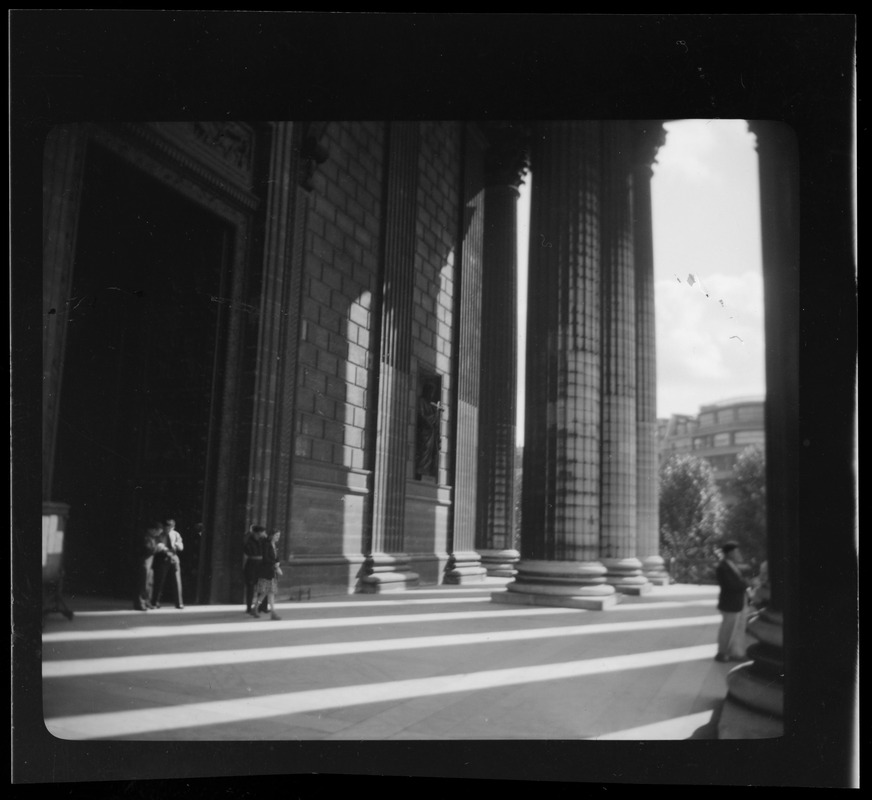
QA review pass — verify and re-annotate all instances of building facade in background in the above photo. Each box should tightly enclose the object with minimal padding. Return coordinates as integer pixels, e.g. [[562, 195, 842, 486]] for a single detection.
[[658, 396, 765, 505]]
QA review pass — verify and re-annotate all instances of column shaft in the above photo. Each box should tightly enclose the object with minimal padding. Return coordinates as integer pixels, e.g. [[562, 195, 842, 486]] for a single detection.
[[633, 122, 669, 586], [476, 144, 524, 577], [247, 121, 302, 527], [446, 124, 487, 584], [363, 121, 421, 592], [496, 121, 616, 610], [599, 122, 646, 593], [718, 121, 796, 738]]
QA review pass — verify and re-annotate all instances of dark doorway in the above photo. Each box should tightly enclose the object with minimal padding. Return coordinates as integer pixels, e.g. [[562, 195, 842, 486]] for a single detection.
[[53, 144, 230, 601]]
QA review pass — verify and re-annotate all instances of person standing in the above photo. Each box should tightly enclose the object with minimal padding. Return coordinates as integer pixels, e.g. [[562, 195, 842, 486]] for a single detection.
[[152, 518, 185, 609], [134, 522, 162, 611], [714, 540, 750, 662], [243, 525, 267, 615], [251, 528, 283, 620]]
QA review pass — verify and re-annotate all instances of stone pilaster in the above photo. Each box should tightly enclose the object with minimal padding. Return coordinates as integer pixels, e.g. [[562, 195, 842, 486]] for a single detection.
[[633, 121, 669, 586], [247, 121, 304, 528], [718, 121, 795, 739], [445, 123, 488, 585], [599, 122, 648, 595], [475, 122, 529, 579], [362, 121, 421, 593], [493, 121, 617, 610], [42, 124, 88, 500], [273, 129, 314, 536]]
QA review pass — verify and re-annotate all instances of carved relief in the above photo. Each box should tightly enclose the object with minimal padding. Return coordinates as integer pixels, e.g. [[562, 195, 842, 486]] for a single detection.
[[299, 121, 330, 192], [192, 121, 252, 171], [146, 121, 256, 190], [415, 373, 443, 480]]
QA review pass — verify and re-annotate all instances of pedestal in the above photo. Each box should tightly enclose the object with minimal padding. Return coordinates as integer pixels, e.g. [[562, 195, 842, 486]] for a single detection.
[[602, 557, 653, 595], [717, 607, 784, 739], [444, 550, 488, 584], [479, 548, 520, 577], [492, 559, 620, 610], [359, 553, 420, 594], [641, 555, 670, 586]]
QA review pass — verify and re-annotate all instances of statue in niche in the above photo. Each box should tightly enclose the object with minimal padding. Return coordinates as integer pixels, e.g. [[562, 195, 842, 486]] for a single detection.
[[415, 378, 443, 479]]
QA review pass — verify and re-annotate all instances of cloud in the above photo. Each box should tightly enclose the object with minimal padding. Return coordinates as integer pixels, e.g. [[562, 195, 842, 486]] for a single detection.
[[655, 272, 765, 416], [652, 119, 765, 417]]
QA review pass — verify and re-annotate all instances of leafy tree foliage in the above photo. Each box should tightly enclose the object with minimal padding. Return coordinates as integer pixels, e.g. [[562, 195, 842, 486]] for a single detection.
[[659, 453, 726, 583], [722, 444, 767, 570]]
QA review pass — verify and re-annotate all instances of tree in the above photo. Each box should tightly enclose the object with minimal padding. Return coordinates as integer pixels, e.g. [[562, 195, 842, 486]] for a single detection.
[[722, 445, 767, 570], [659, 453, 726, 583]]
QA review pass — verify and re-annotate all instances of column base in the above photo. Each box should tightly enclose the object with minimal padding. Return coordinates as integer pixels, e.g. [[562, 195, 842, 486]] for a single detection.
[[602, 557, 653, 595], [641, 555, 670, 586], [478, 548, 520, 578], [492, 559, 620, 610], [717, 607, 785, 739], [358, 552, 420, 593], [358, 571, 421, 593], [492, 589, 618, 610], [717, 696, 783, 739], [443, 550, 488, 584], [614, 582, 653, 596], [444, 569, 488, 585]]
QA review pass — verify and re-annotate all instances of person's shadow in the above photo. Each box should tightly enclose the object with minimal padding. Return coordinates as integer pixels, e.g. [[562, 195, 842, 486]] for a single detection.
[[687, 702, 724, 739]]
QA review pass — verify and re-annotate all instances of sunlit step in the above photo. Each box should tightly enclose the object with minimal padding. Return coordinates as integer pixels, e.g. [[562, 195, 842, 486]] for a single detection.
[[45, 644, 717, 740], [43, 614, 721, 677], [41, 605, 586, 643]]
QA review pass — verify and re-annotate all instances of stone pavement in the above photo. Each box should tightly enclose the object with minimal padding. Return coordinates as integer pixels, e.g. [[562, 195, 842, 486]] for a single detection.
[[41, 579, 741, 742]]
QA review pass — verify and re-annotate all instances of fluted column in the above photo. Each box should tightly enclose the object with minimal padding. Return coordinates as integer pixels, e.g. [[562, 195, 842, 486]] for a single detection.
[[445, 123, 488, 585], [42, 124, 88, 500], [475, 123, 528, 578], [361, 121, 421, 593], [718, 121, 795, 738], [599, 122, 648, 595], [633, 122, 669, 586], [247, 121, 303, 527], [493, 121, 617, 610]]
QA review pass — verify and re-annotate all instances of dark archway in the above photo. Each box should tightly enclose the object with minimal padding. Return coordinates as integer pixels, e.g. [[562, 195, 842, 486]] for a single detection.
[[53, 144, 231, 600]]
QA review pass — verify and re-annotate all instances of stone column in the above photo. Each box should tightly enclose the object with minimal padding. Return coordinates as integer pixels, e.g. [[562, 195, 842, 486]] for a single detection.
[[599, 122, 649, 595], [445, 124, 489, 585], [273, 126, 318, 532], [361, 121, 421, 592], [493, 121, 617, 610], [475, 123, 528, 578], [718, 121, 795, 739], [632, 122, 670, 586], [247, 121, 304, 527], [42, 124, 88, 500]]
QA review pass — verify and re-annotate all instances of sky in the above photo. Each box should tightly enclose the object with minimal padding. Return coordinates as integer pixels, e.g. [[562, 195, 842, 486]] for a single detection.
[[515, 119, 766, 442]]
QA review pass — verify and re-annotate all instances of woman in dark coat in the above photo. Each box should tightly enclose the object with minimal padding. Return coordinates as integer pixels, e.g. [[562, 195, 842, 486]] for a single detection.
[[251, 529, 283, 621]]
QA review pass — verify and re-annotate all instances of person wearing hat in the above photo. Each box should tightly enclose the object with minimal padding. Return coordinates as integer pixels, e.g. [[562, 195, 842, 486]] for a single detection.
[[714, 540, 751, 662]]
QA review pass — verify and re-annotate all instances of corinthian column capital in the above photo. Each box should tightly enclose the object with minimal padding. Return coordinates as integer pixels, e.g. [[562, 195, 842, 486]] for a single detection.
[[631, 120, 667, 175], [481, 121, 531, 193]]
